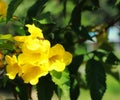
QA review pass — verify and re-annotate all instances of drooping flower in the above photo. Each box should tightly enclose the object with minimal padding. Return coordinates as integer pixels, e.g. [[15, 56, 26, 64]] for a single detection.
[[48, 44, 72, 71], [0, 0, 7, 17]]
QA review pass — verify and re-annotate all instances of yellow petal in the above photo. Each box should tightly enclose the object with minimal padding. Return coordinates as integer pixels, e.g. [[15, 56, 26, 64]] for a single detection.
[[21, 66, 40, 84], [22, 38, 50, 54], [18, 52, 49, 66], [14, 36, 27, 42], [49, 44, 65, 58], [21, 66, 48, 85], [25, 24, 44, 38], [23, 38, 42, 51], [30, 78, 39, 85], [5, 55, 17, 65], [5, 55, 20, 79], [49, 60, 65, 71], [6, 63, 20, 79], [49, 43, 72, 72], [63, 51, 72, 65], [49, 44, 66, 71], [18, 53, 41, 65]]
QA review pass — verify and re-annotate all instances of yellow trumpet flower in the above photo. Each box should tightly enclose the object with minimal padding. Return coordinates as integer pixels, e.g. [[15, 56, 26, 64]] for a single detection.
[[5, 24, 72, 85]]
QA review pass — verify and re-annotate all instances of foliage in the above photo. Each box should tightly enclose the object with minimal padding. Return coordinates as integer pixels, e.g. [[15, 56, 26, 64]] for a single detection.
[[86, 58, 106, 100], [0, 0, 120, 100]]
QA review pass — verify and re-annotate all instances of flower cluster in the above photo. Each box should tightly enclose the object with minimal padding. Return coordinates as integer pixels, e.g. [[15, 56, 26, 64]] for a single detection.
[[0, 0, 7, 17], [5, 24, 72, 85]]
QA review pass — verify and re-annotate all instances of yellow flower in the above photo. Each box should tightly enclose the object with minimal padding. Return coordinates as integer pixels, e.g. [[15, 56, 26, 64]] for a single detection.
[[14, 24, 44, 43], [14, 36, 27, 43], [22, 38, 50, 54], [18, 53, 47, 66], [14, 24, 48, 53], [5, 24, 73, 85], [49, 44, 72, 71], [25, 24, 44, 39], [5, 55, 21, 79], [13, 24, 50, 85], [20, 64, 48, 85], [0, 0, 7, 17]]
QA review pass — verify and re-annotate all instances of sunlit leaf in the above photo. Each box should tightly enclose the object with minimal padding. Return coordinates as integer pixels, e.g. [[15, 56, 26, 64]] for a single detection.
[[0, 34, 12, 40], [50, 69, 70, 100]]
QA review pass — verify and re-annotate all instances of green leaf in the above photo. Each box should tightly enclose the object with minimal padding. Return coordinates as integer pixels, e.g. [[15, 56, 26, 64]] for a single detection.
[[17, 84, 30, 100], [0, 40, 15, 50], [115, 0, 120, 4], [33, 19, 55, 38], [0, 17, 6, 22], [68, 55, 84, 74], [36, 75, 55, 100], [79, 26, 93, 40], [63, 30, 74, 47], [50, 69, 70, 100], [14, 79, 30, 100], [0, 34, 12, 40], [70, 1, 82, 30], [68, 55, 83, 100], [86, 58, 106, 100], [63, 0, 67, 17], [70, 73, 80, 100], [105, 52, 120, 65], [26, 0, 48, 24], [93, 50, 106, 60], [33, 12, 55, 24], [7, 0, 23, 22]]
